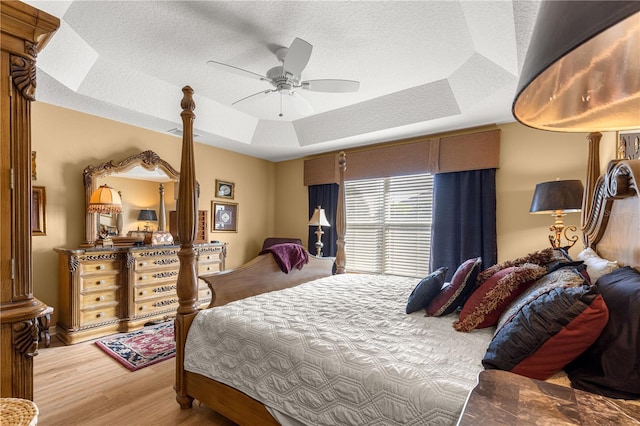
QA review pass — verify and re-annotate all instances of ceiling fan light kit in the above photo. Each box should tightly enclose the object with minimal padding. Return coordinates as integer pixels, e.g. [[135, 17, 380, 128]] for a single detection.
[[207, 37, 360, 117]]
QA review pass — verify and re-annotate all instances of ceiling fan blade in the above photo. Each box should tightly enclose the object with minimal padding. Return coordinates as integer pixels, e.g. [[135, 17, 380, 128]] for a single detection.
[[287, 91, 314, 115], [283, 38, 312, 77], [302, 79, 360, 93], [207, 60, 268, 81], [232, 89, 273, 105]]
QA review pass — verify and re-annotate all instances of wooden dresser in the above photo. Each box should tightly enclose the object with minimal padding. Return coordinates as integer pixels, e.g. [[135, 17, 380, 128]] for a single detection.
[[54, 243, 226, 344], [1, 2, 59, 399]]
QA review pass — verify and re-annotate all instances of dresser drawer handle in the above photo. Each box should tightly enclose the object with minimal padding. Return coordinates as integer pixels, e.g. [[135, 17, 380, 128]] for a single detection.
[[97, 312, 105, 318], [139, 306, 146, 311], [139, 275, 147, 281], [207, 266, 212, 271], [139, 261, 147, 267], [97, 264, 105, 270], [206, 290, 211, 295], [206, 255, 212, 260], [140, 290, 147, 296], [97, 280, 105, 285], [97, 296, 105, 302]]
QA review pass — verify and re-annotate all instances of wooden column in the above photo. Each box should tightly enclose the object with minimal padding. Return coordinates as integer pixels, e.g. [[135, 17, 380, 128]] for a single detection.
[[1, 1, 59, 399]]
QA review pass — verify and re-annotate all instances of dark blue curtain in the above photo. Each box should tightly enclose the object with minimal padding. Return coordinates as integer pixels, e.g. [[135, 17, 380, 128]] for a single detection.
[[308, 184, 339, 257], [431, 169, 497, 281]]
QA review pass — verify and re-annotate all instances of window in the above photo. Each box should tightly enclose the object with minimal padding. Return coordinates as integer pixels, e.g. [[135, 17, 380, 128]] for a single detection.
[[345, 173, 434, 277]]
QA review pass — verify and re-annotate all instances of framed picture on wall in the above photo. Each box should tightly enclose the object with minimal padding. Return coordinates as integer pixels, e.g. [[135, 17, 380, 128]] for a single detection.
[[31, 186, 46, 236], [617, 129, 640, 160], [215, 179, 235, 199], [212, 201, 238, 232]]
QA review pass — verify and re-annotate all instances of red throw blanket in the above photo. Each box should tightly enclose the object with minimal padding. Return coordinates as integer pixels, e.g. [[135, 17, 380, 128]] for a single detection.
[[259, 243, 309, 273]]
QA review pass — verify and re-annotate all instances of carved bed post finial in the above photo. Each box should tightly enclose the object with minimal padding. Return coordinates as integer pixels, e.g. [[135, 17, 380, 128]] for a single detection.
[[336, 152, 347, 274], [581, 132, 602, 246]]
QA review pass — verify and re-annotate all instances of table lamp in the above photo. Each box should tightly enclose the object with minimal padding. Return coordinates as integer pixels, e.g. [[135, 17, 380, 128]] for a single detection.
[[308, 206, 330, 257], [138, 209, 158, 232], [530, 179, 584, 248]]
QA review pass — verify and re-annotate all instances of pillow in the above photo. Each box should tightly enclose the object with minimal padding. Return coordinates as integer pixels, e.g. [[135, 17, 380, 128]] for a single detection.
[[476, 247, 570, 285], [566, 267, 640, 399], [405, 267, 448, 314], [482, 284, 609, 380], [495, 266, 588, 334], [453, 263, 547, 332], [576, 247, 618, 283], [426, 257, 482, 317]]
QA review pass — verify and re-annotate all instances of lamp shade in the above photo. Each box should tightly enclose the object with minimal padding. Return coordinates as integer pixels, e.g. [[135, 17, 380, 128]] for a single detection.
[[87, 184, 122, 214], [513, 1, 640, 132], [530, 180, 584, 214], [137, 209, 158, 221], [308, 207, 330, 227]]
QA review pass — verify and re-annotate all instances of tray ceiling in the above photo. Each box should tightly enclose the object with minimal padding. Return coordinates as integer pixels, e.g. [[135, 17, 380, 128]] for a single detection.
[[26, 1, 541, 161]]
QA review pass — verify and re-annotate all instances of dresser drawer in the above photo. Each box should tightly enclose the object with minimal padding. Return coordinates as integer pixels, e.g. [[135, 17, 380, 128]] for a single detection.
[[134, 297, 179, 317], [133, 250, 180, 272], [80, 274, 120, 291], [135, 282, 177, 302], [134, 268, 179, 285], [80, 289, 120, 306], [79, 259, 121, 275], [80, 303, 120, 325]]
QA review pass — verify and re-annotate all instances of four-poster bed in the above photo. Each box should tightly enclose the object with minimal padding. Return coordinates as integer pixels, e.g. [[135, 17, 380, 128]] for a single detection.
[[173, 87, 640, 425]]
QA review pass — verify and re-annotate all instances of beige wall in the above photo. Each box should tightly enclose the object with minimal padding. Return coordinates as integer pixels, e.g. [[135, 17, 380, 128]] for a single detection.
[[31, 102, 276, 327], [273, 125, 617, 265], [31, 101, 616, 331]]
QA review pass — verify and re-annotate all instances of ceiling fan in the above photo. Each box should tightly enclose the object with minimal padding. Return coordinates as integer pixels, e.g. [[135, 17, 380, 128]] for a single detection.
[[207, 38, 360, 117]]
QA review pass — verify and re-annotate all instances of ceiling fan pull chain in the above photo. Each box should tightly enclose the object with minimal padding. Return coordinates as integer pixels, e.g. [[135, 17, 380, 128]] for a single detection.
[[279, 92, 284, 117]]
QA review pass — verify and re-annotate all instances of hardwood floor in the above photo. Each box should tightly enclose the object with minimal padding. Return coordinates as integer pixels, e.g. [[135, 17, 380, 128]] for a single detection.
[[34, 335, 237, 426]]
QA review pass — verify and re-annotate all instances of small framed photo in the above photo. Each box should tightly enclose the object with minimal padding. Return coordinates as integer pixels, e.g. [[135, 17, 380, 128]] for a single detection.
[[215, 179, 235, 199], [212, 201, 238, 232], [617, 129, 640, 160], [31, 186, 46, 236]]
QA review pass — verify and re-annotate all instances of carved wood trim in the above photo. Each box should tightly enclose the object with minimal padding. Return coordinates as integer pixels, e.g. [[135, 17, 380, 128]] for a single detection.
[[12, 320, 38, 357], [582, 159, 639, 248], [10, 53, 36, 101]]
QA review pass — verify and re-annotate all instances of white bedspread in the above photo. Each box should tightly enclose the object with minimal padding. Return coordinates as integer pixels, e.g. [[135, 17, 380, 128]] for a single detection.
[[184, 273, 495, 425]]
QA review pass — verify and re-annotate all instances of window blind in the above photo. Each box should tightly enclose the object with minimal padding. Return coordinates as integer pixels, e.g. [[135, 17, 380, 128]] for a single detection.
[[345, 173, 434, 277]]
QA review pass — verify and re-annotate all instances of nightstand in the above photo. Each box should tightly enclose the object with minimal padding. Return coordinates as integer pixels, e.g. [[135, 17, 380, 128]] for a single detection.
[[457, 370, 640, 425]]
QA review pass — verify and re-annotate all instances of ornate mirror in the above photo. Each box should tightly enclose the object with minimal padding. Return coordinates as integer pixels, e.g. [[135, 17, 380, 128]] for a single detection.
[[83, 150, 179, 246]]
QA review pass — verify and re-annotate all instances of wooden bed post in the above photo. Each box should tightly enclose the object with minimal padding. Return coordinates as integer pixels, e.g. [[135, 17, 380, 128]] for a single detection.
[[175, 86, 198, 409], [581, 132, 601, 247], [336, 151, 347, 274]]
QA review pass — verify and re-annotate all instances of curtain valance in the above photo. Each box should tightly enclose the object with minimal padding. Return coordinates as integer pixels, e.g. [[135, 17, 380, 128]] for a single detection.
[[304, 129, 500, 185]]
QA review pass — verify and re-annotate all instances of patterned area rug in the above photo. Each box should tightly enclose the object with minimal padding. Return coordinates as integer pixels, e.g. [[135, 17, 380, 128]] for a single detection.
[[95, 322, 175, 371]]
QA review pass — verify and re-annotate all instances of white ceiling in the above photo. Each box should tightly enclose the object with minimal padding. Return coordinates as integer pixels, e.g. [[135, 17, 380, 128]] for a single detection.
[[26, 1, 541, 162]]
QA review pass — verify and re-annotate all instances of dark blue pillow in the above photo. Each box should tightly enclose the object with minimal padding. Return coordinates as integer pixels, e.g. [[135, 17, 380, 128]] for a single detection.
[[566, 267, 640, 399], [406, 267, 447, 314]]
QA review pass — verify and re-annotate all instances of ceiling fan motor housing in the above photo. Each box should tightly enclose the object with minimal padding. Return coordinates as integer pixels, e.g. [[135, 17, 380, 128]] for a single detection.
[[267, 65, 299, 92]]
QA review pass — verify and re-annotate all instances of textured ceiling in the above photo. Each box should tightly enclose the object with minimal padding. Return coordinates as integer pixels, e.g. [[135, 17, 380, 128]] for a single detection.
[[26, 1, 541, 161]]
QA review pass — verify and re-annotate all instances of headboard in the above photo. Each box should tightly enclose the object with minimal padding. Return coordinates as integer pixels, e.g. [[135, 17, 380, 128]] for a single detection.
[[582, 159, 640, 271]]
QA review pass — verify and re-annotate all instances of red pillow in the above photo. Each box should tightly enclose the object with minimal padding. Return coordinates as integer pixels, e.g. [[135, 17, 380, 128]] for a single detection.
[[426, 257, 482, 317], [454, 264, 547, 332], [482, 284, 609, 380]]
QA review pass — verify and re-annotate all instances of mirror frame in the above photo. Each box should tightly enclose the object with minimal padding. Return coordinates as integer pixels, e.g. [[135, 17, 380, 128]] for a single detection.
[[82, 150, 179, 246]]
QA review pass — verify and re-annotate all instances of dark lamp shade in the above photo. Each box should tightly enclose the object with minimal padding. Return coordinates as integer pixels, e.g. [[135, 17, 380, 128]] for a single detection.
[[137, 209, 158, 221], [513, 1, 640, 132], [87, 184, 122, 214], [530, 180, 584, 214]]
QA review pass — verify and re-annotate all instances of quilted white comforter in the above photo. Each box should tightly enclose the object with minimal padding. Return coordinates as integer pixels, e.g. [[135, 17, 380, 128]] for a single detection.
[[184, 273, 494, 425]]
